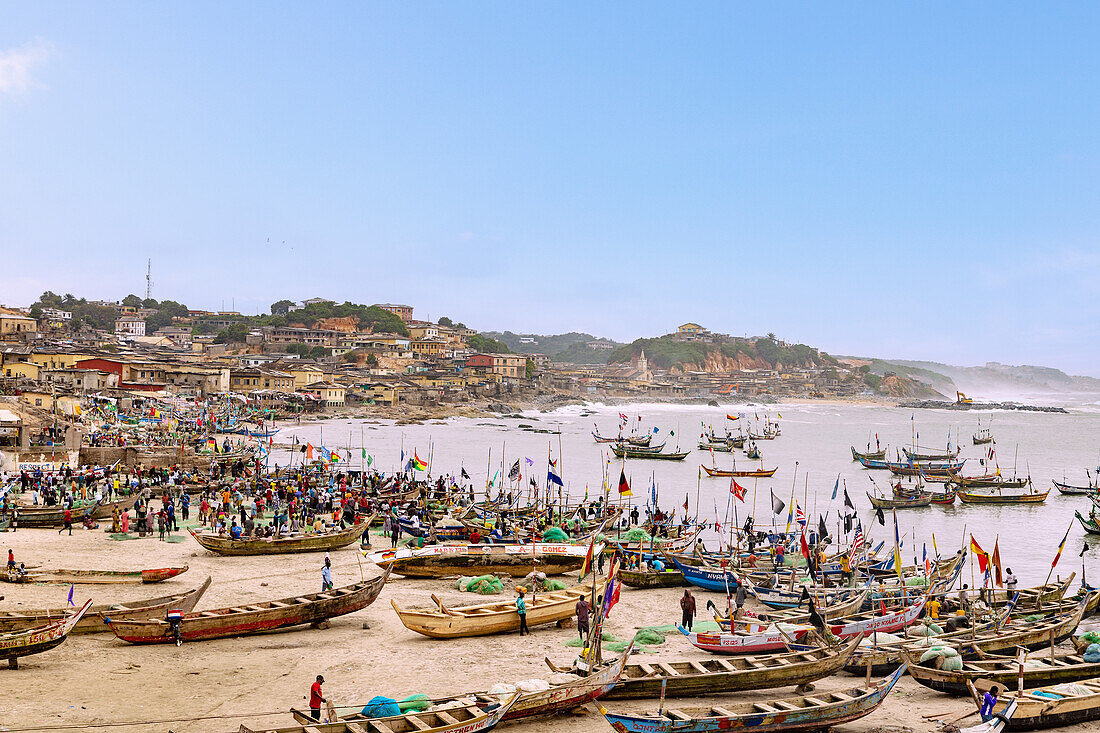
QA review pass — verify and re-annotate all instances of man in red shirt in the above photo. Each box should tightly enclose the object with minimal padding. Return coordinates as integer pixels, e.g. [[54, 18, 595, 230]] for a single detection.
[[60, 508, 73, 536], [309, 675, 326, 720]]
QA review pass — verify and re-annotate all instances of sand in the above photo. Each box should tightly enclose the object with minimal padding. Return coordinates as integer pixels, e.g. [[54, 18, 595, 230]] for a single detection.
[[1, 524, 1095, 733]]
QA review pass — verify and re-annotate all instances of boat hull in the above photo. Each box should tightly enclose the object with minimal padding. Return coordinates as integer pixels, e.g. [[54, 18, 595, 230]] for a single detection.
[[189, 523, 368, 555]]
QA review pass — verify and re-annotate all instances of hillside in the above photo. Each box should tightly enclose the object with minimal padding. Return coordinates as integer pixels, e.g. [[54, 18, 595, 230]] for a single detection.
[[863, 358, 1100, 401], [483, 331, 622, 364], [608, 336, 836, 372]]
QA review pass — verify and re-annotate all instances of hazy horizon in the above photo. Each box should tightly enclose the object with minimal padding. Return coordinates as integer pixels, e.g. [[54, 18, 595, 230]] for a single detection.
[[3, 4, 1098, 375]]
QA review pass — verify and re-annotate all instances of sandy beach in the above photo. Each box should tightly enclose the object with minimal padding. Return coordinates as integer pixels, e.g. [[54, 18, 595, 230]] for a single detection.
[[2, 522, 1095, 733]]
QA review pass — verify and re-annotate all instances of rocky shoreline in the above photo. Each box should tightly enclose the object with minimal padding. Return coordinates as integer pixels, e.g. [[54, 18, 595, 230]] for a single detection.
[[898, 399, 1069, 413]]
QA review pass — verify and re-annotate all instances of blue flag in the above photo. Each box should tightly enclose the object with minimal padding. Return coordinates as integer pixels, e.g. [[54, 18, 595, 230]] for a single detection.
[[547, 470, 564, 487], [831, 477, 839, 501], [67, 584, 75, 607]]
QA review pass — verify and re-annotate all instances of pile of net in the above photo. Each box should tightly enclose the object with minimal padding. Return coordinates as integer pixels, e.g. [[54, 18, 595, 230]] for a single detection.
[[455, 575, 504, 594], [564, 630, 620, 648], [362, 694, 435, 717], [543, 579, 569, 591], [918, 646, 963, 671], [906, 619, 944, 637], [620, 528, 651, 543], [1085, 643, 1100, 664], [1078, 630, 1100, 646], [606, 627, 667, 653], [542, 527, 570, 542], [858, 631, 904, 647]]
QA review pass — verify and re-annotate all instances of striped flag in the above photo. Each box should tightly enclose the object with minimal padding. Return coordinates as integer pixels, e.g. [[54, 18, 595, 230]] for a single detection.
[[795, 504, 807, 528], [849, 523, 865, 557], [1052, 522, 1072, 569]]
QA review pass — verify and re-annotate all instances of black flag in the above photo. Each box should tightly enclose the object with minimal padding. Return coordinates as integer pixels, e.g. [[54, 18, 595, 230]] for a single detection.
[[770, 489, 786, 516], [508, 459, 521, 481], [843, 489, 855, 511], [843, 514, 853, 533], [529, 476, 538, 488], [818, 517, 829, 544], [461, 467, 470, 480], [875, 507, 885, 526]]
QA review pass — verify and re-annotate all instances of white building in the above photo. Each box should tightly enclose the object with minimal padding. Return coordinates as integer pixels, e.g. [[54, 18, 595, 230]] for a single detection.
[[114, 316, 146, 337]]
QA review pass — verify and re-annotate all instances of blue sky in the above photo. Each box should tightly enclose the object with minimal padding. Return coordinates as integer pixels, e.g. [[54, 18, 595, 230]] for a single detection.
[[2, 4, 1098, 374]]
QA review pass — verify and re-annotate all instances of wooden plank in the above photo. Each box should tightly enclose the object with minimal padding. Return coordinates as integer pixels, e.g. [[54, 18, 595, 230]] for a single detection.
[[666, 709, 691, 721], [657, 663, 681, 677], [688, 661, 709, 674], [754, 703, 781, 713], [773, 700, 801, 711], [711, 706, 735, 717], [405, 716, 432, 731], [368, 721, 395, 733], [434, 712, 460, 726]]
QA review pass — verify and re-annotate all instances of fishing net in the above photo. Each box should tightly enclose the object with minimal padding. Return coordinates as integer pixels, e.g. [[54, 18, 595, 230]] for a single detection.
[[632, 628, 667, 646], [455, 575, 504, 594], [621, 528, 651, 543], [540, 579, 567, 591], [398, 695, 432, 712], [1084, 643, 1100, 664], [941, 656, 964, 671], [564, 631, 620, 647], [919, 647, 957, 663], [361, 696, 400, 718], [907, 620, 943, 637], [542, 527, 569, 542], [1078, 631, 1100, 645]]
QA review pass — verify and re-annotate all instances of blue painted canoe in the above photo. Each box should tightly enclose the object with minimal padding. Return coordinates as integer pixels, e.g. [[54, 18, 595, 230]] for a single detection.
[[669, 557, 740, 593]]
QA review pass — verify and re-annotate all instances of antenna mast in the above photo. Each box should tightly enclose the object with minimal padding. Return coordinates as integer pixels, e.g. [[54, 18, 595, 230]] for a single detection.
[[145, 258, 153, 300]]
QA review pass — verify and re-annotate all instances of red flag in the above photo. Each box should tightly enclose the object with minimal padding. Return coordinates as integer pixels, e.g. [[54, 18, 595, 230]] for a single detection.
[[969, 535, 989, 574], [800, 528, 810, 560], [1052, 522, 1072, 568], [683, 496, 689, 512], [306, 443, 314, 461], [579, 541, 595, 577], [730, 477, 747, 501], [991, 540, 1003, 587]]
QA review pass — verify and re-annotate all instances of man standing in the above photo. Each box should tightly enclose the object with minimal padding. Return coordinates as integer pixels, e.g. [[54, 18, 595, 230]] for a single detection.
[[321, 556, 333, 592], [1005, 568, 1018, 591], [516, 588, 529, 635], [60, 507, 73, 536], [575, 595, 590, 641], [680, 589, 696, 631], [309, 675, 326, 721]]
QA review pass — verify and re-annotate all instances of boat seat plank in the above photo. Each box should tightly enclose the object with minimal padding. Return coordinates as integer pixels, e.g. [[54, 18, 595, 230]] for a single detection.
[[657, 663, 680, 676], [638, 663, 657, 676], [344, 724, 367, 733], [754, 703, 781, 713], [710, 707, 735, 717], [368, 721, 395, 733], [434, 711, 460, 726], [831, 692, 854, 701], [773, 701, 801, 710], [804, 697, 829, 706], [688, 661, 709, 674], [406, 715, 432, 731], [665, 709, 691, 721]]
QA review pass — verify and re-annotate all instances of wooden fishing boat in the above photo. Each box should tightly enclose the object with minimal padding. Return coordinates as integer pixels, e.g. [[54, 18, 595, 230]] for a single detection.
[[265, 693, 519, 733], [701, 465, 777, 478], [748, 583, 865, 612], [594, 430, 651, 446], [844, 595, 1092, 676], [984, 574, 1074, 608], [0, 599, 92, 668], [973, 430, 995, 445], [713, 590, 870, 631], [3, 565, 188, 585], [189, 523, 369, 555], [0, 576, 211, 634], [852, 446, 887, 461], [391, 579, 603, 639], [618, 567, 686, 588], [699, 441, 733, 452], [1076, 510, 1100, 535], [612, 444, 689, 461], [952, 475, 1031, 490], [669, 558, 740, 593], [931, 488, 958, 505], [887, 459, 965, 477], [855, 453, 891, 470], [906, 648, 1100, 696], [368, 542, 596, 578], [956, 487, 1049, 504], [1056, 480, 1098, 496], [90, 494, 140, 520], [903, 446, 960, 461], [605, 637, 861, 699], [609, 441, 667, 456], [744, 446, 762, 460], [14, 502, 98, 528], [596, 663, 906, 732], [984, 675, 1100, 730], [105, 570, 389, 644], [867, 490, 932, 509], [298, 652, 628, 724]]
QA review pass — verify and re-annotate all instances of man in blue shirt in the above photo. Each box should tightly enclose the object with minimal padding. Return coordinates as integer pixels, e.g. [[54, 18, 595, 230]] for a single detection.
[[321, 556, 333, 591], [516, 588, 529, 635], [979, 689, 998, 722]]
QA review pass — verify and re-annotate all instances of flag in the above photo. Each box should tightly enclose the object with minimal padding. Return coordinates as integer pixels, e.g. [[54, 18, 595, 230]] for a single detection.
[[617, 469, 632, 496], [579, 541, 596, 577], [525, 457, 534, 466], [892, 509, 902, 575], [412, 452, 427, 471], [923, 544, 931, 578], [508, 459, 521, 481], [603, 561, 622, 616], [461, 467, 470, 479], [970, 535, 990, 574], [730, 476, 746, 501], [726, 414, 739, 420], [875, 507, 885, 526], [770, 489, 785, 515], [1052, 522, 1072, 568], [777, 413, 782, 419], [818, 516, 828, 543], [795, 504, 807, 528], [683, 495, 689, 512], [849, 523, 865, 557], [306, 443, 314, 461], [618, 412, 628, 421], [932, 532, 939, 559], [800, 527, 810, 559], [367, 455, 373, 466], [362, 448, 367, 459], [831, 477, 839, 501], [67, 584, 75, 607], [991, 540, 1003, 587], [547, 469, 564, 487], [843, 489, 854, 511]]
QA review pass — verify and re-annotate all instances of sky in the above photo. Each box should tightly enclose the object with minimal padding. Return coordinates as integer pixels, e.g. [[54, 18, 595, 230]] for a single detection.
[[2, 4, 1099, 375]]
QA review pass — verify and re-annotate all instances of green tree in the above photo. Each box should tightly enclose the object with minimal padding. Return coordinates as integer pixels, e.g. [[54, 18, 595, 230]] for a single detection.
[[121, 294, 142, 308], [142, 298, 159, 308], [525, 358, 536, 379], [364, 353, 378, 368], [309, 346, 327, 359], [437, 316, 453, 326], [29, 305, 42, 320], [270, 299, 295, 315]]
